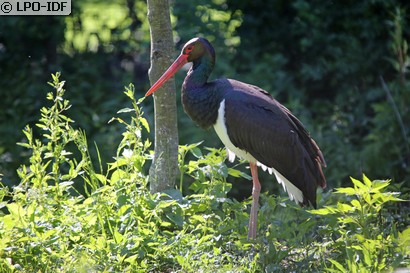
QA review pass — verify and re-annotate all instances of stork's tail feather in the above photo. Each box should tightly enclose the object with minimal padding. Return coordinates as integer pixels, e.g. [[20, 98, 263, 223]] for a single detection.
[[315, 156, 327, 189], [308, 137, 327, 189]]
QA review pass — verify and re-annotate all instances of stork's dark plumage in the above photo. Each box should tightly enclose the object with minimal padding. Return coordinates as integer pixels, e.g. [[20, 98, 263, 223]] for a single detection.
[[146, 37, 327, 239]]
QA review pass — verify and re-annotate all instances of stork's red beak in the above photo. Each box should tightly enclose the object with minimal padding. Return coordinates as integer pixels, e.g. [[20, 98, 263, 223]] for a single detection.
[[145, 53, 189, 97]]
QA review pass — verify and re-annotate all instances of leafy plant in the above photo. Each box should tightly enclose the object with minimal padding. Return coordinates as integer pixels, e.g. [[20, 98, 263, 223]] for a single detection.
[[0, 75, 408, 272], [310, 175, 408, 272]]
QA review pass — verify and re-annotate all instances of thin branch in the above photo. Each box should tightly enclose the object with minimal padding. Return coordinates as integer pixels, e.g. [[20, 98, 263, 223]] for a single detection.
[[379, 75, 410, 153]]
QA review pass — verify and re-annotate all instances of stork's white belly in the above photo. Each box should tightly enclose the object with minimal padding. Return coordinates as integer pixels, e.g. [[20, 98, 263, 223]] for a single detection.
[[213, 100, 256, 164], [213, 99, 304, 204]]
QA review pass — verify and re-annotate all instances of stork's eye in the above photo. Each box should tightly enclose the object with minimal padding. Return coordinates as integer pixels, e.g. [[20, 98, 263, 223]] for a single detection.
[[185, 45, 194, 54]]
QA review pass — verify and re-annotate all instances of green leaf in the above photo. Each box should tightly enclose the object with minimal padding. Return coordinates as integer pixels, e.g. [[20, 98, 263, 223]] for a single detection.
[[362, 174, 372, 187], [83, 197, 95, 206], [398, 227, 410, 249], [116, 193, 129, 208], [336, 203, 354, 213], [370, 180, 390, 192], [59, 181, 74, 189], [328, 258, 346, 272], [165, 210, 184, 227], [124, 254, 139, 265], [335, 187, 356, 195], [137, 96, 146, 104], [162, 189, 183, 202], [2, 215, 15, 230], [94, 174, 107, 184], [117, 107, 135, 114], [176, 255, 187, 267], [17, 142, 31, 149], [140, 117, 150, 133], [156, 200, 178, 210], [350, 245, 363, 251], [190, 147, 203, 158], [108, 158, 128, 170], [350, 199, 362, 210], [350, 176, 366, 190], [227, 168, 242, 178], [308, 207, 333, 215], [113, 230, 124, 243], [110, 169, 126, 183], [374, 192, 404, 203], [7, 203, 25, 217]]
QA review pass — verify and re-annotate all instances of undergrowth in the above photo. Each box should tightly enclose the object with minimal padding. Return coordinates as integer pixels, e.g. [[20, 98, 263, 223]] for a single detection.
[[0, 74, 408, 272]]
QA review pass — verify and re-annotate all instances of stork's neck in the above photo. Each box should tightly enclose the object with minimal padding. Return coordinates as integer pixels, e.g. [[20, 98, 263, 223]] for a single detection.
[[181, 53, 221, 129], [183, 53, 214, 90]]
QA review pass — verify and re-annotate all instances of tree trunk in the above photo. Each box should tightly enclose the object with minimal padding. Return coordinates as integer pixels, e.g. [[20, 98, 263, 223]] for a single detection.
[[146, 0, 179, 193]]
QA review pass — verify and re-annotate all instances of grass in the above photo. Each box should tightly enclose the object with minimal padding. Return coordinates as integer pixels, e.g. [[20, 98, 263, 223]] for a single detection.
[[0, 73, 409, 272]]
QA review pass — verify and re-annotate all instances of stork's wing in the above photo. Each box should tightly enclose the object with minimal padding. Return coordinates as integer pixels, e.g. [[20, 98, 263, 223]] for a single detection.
[[224, 82, 326, 207]]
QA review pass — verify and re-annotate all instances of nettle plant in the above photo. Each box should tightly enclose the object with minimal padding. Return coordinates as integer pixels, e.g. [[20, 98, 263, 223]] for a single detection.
[[310, 175, 408, 272]]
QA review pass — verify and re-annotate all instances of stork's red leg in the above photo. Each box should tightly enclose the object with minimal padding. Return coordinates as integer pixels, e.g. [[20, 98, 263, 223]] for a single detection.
[[248, 162, 261, 239]]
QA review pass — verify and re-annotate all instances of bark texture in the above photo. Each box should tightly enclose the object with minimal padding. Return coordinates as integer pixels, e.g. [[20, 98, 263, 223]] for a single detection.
[[147, 0, 179, 193]]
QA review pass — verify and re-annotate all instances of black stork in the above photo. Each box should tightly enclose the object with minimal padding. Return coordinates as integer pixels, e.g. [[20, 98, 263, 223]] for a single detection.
[[145, 37, 327, 239]]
